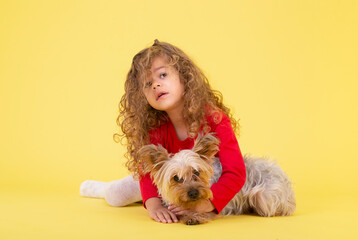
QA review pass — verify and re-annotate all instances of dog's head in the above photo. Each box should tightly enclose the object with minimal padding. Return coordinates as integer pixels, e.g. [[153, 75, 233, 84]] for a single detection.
[[138, 133, 220, 208]]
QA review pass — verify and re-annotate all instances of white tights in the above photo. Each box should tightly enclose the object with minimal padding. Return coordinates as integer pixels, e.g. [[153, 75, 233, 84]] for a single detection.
[[79, 175, 142, 207], [79, 158, 222, 207]]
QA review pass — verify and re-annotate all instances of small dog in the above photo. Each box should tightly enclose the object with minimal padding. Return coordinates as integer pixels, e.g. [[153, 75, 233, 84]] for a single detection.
[[138, 134, 296, 225]]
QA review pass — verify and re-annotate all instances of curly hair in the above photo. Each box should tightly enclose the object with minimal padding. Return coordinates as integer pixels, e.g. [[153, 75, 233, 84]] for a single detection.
[[114, 39, 240, 177]]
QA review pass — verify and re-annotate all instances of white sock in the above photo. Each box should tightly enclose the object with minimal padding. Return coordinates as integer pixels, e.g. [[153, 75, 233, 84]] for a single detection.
[[79, 180, 108, 198], [104, 175, 142, 207]]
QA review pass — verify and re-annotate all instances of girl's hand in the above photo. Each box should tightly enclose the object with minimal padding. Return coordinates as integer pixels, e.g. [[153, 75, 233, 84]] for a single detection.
[[193, 199, 215, 213], [168, 199, 215, 215], [168, 203, 192, 216], [146, 198, 178, 224]]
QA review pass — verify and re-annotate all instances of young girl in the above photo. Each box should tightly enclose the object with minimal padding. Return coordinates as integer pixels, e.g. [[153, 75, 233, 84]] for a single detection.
[[80, 39, 246, 224]]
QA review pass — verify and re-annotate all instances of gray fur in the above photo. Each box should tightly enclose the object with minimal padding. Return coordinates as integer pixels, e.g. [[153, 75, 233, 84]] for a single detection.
[[211, 155, 296, 216]]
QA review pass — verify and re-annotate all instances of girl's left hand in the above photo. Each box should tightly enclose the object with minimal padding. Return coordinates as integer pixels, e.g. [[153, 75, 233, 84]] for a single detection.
[[168, 199, 215, 215], [168, 203, 192, 216]]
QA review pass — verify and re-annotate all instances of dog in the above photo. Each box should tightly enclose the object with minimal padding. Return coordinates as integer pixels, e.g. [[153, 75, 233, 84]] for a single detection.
[[138, 134, 296, 225]]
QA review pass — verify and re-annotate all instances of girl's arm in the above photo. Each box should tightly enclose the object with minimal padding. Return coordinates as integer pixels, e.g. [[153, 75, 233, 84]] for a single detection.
[[139, 172, 160, 206], [209, 113, 246, 214], [138, 128, 164, 208], [140, 171, 179, 223], [169, 114, 245, 215]]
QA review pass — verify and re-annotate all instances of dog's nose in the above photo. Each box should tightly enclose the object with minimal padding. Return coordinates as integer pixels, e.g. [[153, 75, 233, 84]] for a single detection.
[[188, 189, 199, 200]]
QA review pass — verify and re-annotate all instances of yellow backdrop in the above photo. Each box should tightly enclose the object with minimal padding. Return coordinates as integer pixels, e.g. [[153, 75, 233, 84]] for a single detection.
[[1, 0, 357, 239]]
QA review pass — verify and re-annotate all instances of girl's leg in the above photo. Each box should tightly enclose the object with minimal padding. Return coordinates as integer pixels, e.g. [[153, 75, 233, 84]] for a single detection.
[[104, 175, 142, 207], [80, 180, 107, 198], [79, 175, 142, 207]]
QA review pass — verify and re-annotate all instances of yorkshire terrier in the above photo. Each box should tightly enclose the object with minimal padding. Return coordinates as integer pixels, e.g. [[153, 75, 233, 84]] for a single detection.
[[138, 134, 296, 225]]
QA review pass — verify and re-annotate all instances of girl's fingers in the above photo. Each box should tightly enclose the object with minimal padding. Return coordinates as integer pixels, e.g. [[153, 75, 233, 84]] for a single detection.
[[171, 206, 189, 215], [168, 206, 177, 212], [168, 204, 185, 213], [156, 212, 167, 223], [168, 203, 183, 210], [156, 210, 178, 224], [168, 210, 179, 223], [164, 210, 179, 223], [176, 210, 191, 216], [153, 215, 161, 223], [167, 203, 176, 210], [163, 211, 173, 223], [150, 212, 161, 223], [173, 206, 184, 212]]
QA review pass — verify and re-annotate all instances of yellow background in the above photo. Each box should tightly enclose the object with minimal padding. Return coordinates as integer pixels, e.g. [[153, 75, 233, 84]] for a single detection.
[[1, 0, 357, 239]]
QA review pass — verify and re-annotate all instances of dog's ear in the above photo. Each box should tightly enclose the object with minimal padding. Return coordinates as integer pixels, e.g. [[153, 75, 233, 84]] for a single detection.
[[137, 144, 169, 174], [192, 133, 220, 161]]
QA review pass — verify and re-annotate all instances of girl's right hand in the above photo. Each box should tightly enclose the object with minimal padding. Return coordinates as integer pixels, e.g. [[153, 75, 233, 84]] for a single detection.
[[145, 197, 178, 224]]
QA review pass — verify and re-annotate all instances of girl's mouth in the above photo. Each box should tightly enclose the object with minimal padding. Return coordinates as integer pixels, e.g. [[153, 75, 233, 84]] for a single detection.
[[156, 92, 168, 100]]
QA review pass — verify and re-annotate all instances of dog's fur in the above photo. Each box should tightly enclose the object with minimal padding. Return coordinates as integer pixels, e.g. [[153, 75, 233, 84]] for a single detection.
[[138, 134, 296, 225]]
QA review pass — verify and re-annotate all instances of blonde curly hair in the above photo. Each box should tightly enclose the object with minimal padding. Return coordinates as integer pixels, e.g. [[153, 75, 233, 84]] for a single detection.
[[114, 39, 240, 177]]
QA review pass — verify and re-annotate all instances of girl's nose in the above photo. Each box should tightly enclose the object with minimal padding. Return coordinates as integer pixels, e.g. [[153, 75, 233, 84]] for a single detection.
[[152, 81, 161, 89]]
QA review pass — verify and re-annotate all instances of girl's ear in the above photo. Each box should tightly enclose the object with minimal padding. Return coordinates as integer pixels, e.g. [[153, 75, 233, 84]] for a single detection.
[[192, 133, 220, 161], [137, 144, 169, 174]]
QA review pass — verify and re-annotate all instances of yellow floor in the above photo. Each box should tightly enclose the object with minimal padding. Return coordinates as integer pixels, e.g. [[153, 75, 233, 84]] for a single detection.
[[1, 1, 357, 239], [1, 189, 357, 240]]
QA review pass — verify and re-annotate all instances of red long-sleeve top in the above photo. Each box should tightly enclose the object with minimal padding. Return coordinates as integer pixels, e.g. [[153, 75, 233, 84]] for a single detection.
[[139, 112, 246, 214]]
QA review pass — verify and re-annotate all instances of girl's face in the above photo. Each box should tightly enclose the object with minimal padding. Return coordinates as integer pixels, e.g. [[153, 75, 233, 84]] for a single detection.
[[143, 56, 185, 115]]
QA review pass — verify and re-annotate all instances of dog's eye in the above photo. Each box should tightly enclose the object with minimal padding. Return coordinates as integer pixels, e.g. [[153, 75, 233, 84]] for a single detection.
[[194, 170, 200, 176], [173, 175, 184, 183]]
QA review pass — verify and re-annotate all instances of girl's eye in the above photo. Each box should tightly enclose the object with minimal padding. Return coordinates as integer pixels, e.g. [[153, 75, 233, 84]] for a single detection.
[[160, 73, 167, 79], [145, 81, 152, 88]]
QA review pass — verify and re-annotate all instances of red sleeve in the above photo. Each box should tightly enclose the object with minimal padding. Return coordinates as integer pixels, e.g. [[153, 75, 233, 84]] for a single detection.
[[139, 173, 160, 208], [210, 114, 246, 214], [138, 128, 162, 208]]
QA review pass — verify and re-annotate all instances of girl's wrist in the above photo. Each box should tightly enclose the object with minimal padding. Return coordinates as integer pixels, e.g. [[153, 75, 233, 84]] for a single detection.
[[206, 199, 215, 212], [145, 197, 163, 210], [195, 199, 215, 213]]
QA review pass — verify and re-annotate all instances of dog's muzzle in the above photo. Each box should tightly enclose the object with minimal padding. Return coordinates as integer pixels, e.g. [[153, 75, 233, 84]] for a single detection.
[[188, 189, 199, 200]]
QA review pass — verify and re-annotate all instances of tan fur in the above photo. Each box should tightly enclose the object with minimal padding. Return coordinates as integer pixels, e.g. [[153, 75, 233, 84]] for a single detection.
[[138, 134, 296, 225], [137, 144, 170, 175], [192, 133, 220, 161]]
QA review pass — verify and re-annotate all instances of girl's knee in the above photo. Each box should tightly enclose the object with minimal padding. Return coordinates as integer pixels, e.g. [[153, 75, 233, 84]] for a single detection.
[[104, 179, 141, 207], [104, 181, 125, 207]]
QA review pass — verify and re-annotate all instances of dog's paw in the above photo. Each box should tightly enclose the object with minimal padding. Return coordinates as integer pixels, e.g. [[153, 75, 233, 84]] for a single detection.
[[186, 219, 200, 225], [181, 212, 216, 225]]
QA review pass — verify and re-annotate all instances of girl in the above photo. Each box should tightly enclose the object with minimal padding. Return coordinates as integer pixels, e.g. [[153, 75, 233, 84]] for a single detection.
[[80, 39, 246, 224]]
